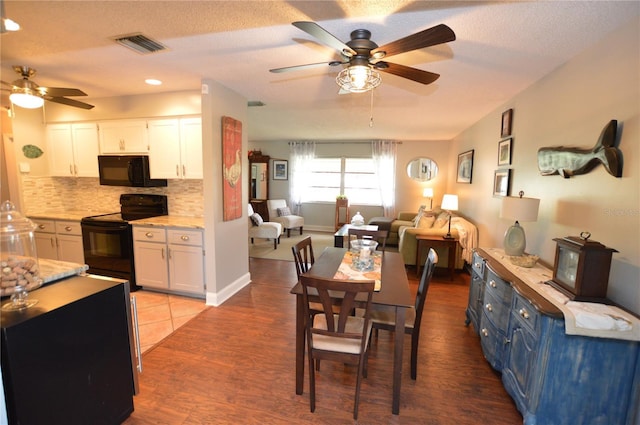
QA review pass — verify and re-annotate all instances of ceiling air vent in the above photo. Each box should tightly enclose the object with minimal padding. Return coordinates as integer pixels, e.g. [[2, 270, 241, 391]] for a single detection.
[[113, 33, 166, 54]]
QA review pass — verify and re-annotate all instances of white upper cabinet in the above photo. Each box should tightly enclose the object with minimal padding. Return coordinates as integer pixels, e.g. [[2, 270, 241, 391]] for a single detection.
[[148, 117, 202, 179], [46, 123, 100, 177], [98, 119, 149, 154]]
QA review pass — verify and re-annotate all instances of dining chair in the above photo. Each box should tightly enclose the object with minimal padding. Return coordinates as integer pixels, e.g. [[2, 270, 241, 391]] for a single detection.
[[291, 236, 315, 277], [370, 247, 438, 380], [300, 275, 375, 420], [348, 228, 389, 251]]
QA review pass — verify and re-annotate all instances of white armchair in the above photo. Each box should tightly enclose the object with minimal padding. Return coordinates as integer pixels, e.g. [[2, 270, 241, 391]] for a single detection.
[[248, 204, 282, 249], [267, 199, 304, 238]]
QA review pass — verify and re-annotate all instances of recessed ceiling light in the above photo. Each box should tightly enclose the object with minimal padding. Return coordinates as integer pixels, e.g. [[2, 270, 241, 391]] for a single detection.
[[145, 79, 162, 86]]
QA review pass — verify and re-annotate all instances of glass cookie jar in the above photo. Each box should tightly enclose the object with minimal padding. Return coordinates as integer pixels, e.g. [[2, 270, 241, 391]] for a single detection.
[[1, 200, 42, 310]]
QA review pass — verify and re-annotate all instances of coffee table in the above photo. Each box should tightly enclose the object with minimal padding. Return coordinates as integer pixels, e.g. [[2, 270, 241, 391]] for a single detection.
[[333, 224, 378, 247], [416, 234, 458, 280]]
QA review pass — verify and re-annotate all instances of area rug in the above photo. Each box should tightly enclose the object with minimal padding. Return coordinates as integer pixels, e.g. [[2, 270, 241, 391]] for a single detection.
[[249, 231, 335, 261]]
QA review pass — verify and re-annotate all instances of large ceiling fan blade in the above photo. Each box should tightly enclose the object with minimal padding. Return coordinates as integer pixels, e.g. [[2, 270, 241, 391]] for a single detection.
[[270, 60, 344, 73], [292, 21, 356, 57], [375, 62, 440, 85], [1, 80, 16, 88], [44, 96, 94, 110], [39, 87, 88, 97], [371, 24, 456, 59]]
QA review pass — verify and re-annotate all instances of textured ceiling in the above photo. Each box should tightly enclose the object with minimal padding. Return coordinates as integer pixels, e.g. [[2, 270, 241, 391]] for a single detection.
[[1, 1, 638, 141]]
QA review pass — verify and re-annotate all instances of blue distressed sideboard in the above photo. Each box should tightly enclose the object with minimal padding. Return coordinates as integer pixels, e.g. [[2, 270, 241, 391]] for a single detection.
[[467, 248, 640, 425]]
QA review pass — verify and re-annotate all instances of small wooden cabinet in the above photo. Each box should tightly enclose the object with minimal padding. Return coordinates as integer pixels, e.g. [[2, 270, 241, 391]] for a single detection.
[[98, 119, 149, 154], [31, 218, 85, 264], [468, 248, 640, 425], [46, 123, 100, 177], [335, 198, 349, 231], [133, 225, 205, 297]]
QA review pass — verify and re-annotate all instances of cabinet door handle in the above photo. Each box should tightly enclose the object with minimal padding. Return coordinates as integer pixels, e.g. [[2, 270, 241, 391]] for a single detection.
[[176, 165, 180, 176], [74, 164, 78, 175], [474, 262, 481, 268], [481, 328, 489, 337], [64, 226, 72, 232], [182, 164, 186, 176], [485, 303, 493, 312], [39, 224, 46, 229], [504, 337, 511, 345], [168, 247, 172, 260], [161, 248, 165, 260], [181, 235, 189, 241], [519, 308, 530, 320], [489, 280, 497, 288], [145, 232, 154, 238], [69, 164, 73, 175]]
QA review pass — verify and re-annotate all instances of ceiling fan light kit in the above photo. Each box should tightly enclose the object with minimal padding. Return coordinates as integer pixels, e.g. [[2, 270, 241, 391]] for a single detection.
[[9, 90, 44, 109], [336, 65, 381, 93]]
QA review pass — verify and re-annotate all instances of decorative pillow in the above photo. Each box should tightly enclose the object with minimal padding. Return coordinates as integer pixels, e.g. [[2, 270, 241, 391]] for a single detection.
[[416, 215, 436, 229], [250, 213, 263, 226], [433, 211, 450, 229], [277, 207, 291, 217]]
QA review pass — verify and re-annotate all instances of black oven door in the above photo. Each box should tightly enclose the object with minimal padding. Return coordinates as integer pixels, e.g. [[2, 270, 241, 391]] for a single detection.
[[81, 221, 137, 288]]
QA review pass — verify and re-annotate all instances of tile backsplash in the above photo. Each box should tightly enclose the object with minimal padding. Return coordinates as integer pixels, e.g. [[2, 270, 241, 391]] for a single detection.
[[22, 176, 204, 217]]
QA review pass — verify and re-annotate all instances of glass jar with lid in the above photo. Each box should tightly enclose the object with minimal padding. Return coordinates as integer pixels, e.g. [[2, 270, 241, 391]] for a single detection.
[[1, 200, 42, 310]]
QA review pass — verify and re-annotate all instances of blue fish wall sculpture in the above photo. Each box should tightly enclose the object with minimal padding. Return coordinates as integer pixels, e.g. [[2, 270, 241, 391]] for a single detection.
[[537, 120, 622, 178]]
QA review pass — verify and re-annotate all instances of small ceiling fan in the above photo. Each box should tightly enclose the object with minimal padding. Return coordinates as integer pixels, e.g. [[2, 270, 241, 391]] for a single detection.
[[1, 65, 94, 109], [270, 21, 456, 92]]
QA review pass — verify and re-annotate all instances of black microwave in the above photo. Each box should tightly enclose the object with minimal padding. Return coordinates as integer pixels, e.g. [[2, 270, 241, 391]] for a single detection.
[[98, 155, 167, 187]]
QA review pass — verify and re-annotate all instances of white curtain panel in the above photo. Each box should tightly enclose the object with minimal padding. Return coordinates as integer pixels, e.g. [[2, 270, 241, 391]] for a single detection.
[[372, 140, 397, 218], [288, 141, 316, 215]]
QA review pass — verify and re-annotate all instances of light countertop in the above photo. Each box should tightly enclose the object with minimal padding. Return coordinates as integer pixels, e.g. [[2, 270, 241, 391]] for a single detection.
[[28, 210, 110, 221], [130, 215, 204, 229]]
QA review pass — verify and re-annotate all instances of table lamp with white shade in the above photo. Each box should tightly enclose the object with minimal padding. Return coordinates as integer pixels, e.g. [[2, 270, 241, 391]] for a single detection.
[[500, 191, 540, 256], [423, 188, 434, 210], [441, 194, 458, 239]]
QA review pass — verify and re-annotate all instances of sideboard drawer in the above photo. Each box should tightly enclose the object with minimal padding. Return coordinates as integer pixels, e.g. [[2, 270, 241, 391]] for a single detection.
[[512, 292, 539, 333], [485, 265, 511, 300], [472, 250, 485, 277]]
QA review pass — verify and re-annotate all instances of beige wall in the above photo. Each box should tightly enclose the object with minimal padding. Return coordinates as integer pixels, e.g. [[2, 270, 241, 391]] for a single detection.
[[450, 18, 639, 313], [201, 79, 250, 306]]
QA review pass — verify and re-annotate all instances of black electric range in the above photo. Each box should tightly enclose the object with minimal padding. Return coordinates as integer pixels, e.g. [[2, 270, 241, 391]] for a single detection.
[[81, 194, 168, 289]]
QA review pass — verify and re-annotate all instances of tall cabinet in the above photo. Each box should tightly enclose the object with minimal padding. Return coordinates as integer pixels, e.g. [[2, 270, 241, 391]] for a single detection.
[[468, 248, 640, 425]]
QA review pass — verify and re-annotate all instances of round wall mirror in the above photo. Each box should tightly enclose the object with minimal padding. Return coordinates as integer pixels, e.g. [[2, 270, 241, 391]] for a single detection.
[[407, 158, 438, 181]]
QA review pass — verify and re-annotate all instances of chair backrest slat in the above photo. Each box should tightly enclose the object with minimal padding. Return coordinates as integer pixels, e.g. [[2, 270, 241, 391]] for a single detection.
[[414, 248, 438, 327], [300, 275, 374, 341], [292, 236, 315, 277]]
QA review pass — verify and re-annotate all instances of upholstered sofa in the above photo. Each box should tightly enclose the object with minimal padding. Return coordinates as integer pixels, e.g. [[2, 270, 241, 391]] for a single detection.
[[391, 210, 478, 269]]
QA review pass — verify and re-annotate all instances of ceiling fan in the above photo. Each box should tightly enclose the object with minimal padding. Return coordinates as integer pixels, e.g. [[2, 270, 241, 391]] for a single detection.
[[270, 21, 456, 93], [1, 65, 94, 109]]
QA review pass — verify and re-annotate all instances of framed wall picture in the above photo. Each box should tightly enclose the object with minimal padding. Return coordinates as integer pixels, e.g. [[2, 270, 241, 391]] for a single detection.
[[493, 169, 511, 197], [222, 116, 243, 221], [456, 149, 474, 184], [498, 138, 512, 166], [501, 108, 513, 138], [273, 160, 288, 180]]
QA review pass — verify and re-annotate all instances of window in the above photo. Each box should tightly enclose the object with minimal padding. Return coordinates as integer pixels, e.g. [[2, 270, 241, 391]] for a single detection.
[[301, 157, 381, 205]]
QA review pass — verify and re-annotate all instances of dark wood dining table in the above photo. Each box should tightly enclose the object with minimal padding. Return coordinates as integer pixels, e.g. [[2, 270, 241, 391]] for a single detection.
[[290, 247, 413, 415]]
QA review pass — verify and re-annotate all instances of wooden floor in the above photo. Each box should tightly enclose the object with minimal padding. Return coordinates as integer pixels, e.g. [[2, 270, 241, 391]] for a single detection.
[[123, 258, 523, 425]]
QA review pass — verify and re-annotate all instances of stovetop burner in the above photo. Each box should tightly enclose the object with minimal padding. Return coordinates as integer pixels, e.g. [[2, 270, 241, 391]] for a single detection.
[[82, 194, 168, 223]]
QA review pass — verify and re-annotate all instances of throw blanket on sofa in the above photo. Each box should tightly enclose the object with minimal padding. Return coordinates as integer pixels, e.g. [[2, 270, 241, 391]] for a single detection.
[[450, 217, 478, 264]]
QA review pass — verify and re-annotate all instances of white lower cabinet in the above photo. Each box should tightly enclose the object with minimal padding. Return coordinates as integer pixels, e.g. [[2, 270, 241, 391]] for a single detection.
[[32, 219, 85, 264], [133, 226, 204, 297]]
